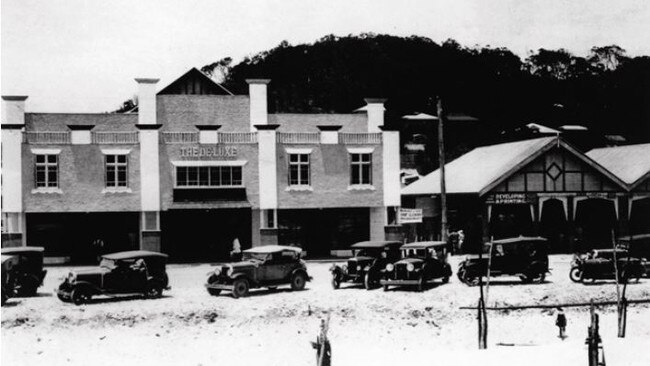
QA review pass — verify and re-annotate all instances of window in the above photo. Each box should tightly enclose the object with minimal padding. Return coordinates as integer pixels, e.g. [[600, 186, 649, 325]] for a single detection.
[[350, 153, 372, 185], [105, 154, 128, 187], [288, 153, 310, 186], [176, 166, 243, 187], [35, 154, 58, 188]]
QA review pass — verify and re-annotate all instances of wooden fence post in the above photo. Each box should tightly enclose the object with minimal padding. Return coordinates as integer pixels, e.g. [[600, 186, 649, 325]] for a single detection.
[[312, 315, 331, 366]]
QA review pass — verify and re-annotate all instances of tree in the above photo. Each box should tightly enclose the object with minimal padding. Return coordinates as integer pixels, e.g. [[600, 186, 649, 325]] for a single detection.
[[200, 57, 233, 83], [589, 45, 628, 71]]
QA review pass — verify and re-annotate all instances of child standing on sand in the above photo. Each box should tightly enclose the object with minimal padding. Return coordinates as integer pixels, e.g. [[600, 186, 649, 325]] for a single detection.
[[556, 307, 567, 339]]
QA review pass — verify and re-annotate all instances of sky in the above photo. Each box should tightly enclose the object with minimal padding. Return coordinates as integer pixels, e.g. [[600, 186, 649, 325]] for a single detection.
[[2, 0, 649, 113]]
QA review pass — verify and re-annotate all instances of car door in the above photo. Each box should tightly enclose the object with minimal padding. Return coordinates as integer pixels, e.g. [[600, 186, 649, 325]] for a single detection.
[[259, 253, 287, 282]]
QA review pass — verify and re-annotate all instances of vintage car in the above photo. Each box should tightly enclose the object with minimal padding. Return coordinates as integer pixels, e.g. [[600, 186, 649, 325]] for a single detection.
[[2, 255, 19, 305], [569, 248, 646, 283], [618, 233, 650, 277], [0, 246, 47, 296], [56, 250, 170, 305], [330, 241, 403, 290], [205, 245, 311, 298], [457, 236, 549, 285], [379, 241, 452, 291]]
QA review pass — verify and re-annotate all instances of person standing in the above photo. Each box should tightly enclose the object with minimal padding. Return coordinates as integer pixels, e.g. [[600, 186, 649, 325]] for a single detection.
[[556, 307, 567, 339]]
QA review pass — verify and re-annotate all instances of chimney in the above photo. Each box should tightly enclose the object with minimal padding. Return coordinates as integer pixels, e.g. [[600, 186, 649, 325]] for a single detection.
[[135, 78, 159, 125], [364, 98, 386, 132], [2, 96, 28, 126], [247, 79, 271, 132]]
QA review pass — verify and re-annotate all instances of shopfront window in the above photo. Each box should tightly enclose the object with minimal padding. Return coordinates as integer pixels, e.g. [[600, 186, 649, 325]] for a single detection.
[[350, 153, 372, 185], [35, 154, 58, 188], [175, 166, 243, 187], [288, 153, 310, 186], [105, 154, 128, 187]]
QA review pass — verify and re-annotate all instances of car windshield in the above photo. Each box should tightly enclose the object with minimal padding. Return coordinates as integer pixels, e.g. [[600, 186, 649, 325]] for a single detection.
[[403, 248, 428, 259], [99, 258, 117, 269], [355, 248, 381, 257], [242, 252, 270, 262]]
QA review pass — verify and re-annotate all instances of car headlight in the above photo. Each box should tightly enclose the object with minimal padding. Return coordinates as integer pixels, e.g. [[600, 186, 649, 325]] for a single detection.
[[356, 265, 362, 271], [67, 272, 77, 282], [214, 267, 222, 276], [386, 264, 394, 272], [226, 265, 234, 276], [406, 263, 415, 272], [342, 264, 348, 273]]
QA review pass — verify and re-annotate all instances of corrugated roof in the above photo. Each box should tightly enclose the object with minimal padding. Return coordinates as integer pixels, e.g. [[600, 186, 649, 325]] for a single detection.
[[402, 137, 556, 195], [586, 143, 650, 186]]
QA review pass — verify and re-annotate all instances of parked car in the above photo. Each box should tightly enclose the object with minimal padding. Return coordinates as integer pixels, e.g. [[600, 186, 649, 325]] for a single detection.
[[1, 255, 19, 305], [205, 245, 311, 298], [618, 233, 650, 277], [330, 241, 403, 290], [0, 246, 47, 296], [457, 236, 549, 285], [570, 248, 646, 283], [56, 250, 170, 305], [380, 241, 452, 292]]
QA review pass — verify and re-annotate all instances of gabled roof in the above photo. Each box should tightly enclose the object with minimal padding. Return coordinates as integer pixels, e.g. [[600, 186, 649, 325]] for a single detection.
[[402, 137, 628, 196], [586, 143, 650, 189], [157, 68, 234, 96]]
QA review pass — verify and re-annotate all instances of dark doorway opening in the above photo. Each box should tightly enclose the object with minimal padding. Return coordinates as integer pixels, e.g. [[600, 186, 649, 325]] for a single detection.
[[630, 197, 650, 235], [161, 209, 251, 263], [575, 198, 617, 249], [489, 204, 533, 240], [540, 199, 568, 253], [26, 212, 139, 264], [278, 208, 369, 258]]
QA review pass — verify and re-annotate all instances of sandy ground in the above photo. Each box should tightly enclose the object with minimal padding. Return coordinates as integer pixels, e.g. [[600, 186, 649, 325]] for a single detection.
[[2, 255, 650, 366]]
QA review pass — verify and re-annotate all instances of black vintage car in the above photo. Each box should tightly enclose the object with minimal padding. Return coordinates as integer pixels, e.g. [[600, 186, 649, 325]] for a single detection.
[[330, 241, 402, 290], [1, 255, 19, 305], [570, 248, 646, 283], [380, 241, 452, 291], [56, 250, 170, 305], [457, 236, 549, 285], [205, 245, 311, 298], [618, 233, 650, 277], [0, 246, 47, 296]]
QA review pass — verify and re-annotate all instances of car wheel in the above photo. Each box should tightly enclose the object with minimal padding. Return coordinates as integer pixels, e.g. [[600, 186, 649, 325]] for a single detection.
[[207, 288, 221, 296], [466, 276, 480, 286], [291, 272, 307, 291], [145, 283, 163, 298], [71, 288, 90, 305], [232, 279, 249, 298], [57, 292, 70, 303], [363, 273, 374, 290], [519, 274, 532, 283], [537, 273, 546, 283], [331, 275, 341, 290], [569, 267, 583, 283], [417, 276, 424, 292]]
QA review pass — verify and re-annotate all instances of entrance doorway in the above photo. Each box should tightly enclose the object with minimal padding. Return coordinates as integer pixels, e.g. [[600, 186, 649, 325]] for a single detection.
[[278, 208, 369, 258], [489, 204, 533, 240], [630, 197, 650, 235], [575, 198, 617, 249], [161, 209, 251, 262], [540, 199, 568, 253]]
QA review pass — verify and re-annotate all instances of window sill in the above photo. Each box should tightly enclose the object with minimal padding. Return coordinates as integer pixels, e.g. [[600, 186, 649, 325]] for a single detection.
[[348, 184, 375, 191], [31, 188, 63, 194], [285, 185, 313, 192], [102, 187, 133, 194]]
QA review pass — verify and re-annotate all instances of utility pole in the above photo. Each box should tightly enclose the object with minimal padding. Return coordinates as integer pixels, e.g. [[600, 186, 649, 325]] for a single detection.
[[436, 97, 448, 243]]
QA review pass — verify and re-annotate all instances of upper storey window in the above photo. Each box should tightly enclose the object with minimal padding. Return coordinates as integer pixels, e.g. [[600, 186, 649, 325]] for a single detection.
[[175, 166, 243, 187], [288, 153, 311, 187], [105, 154, 128, 188], [350, 153, 372, 185], [35, 154, 58, 188]]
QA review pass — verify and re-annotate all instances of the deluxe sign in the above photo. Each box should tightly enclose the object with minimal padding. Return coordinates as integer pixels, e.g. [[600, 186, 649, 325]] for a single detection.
[[180, 146, 238, 158]]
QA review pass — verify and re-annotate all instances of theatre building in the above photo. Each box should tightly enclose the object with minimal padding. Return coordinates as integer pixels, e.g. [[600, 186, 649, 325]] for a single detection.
[[1, 68, 400, 263], [401, 136, 648, 253]]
